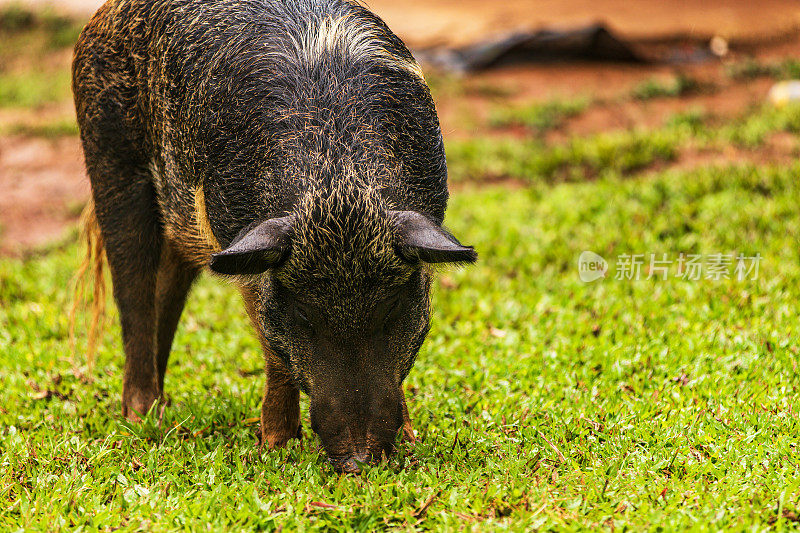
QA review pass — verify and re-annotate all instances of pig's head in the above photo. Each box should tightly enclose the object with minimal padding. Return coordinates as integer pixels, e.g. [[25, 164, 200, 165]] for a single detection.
[[209, 189, 475, 472]]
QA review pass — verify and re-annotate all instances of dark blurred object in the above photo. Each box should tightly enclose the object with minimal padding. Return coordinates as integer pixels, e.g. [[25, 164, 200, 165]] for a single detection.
[[416, 24, 644, 72]]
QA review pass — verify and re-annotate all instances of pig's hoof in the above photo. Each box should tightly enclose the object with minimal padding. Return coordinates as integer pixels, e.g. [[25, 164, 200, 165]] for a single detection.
[[122, 390, 161, 422], [263, 424, 302, 449]]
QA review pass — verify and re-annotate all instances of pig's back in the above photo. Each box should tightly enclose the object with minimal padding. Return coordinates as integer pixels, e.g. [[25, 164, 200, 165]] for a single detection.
[[77, 0, 449, 250]]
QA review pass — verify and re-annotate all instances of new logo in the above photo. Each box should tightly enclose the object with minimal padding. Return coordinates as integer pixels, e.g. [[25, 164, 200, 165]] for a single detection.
[[578, 251, 608, 282]]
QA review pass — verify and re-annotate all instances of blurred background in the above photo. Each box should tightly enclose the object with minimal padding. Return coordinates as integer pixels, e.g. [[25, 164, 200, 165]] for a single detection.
[[1, 0, 800, 255]]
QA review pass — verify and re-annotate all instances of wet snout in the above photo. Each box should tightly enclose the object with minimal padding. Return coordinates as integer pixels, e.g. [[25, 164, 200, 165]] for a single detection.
[[310, 383, 404, 473]]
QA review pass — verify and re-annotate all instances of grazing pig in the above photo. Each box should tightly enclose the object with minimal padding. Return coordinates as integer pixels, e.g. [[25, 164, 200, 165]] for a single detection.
[[72, 0, 476, 472]]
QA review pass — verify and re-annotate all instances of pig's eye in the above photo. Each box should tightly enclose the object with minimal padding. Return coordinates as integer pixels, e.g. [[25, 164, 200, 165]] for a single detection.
[[294, 305, 313, 330], [381, 298, 403, 331]]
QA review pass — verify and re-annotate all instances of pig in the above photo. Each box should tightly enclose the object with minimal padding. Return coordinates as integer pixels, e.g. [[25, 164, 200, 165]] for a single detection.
[[72, 0, 476, 472]]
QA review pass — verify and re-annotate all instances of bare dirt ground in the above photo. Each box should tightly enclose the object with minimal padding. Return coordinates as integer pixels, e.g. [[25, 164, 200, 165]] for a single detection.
[[0, 136, 88, 255], [2, 0, 800, 255]]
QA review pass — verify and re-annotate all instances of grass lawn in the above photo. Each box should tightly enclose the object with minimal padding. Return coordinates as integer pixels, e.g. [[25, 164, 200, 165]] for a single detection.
[[2, 158, 800, 530]]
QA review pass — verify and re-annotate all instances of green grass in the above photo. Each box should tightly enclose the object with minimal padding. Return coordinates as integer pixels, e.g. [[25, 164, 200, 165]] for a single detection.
[[717, 104, 800, 148], [2, 158, 800, 530], [0, 3, 84, 55], [446, 126, 681, 183], [490, 98, 590, 134], [631, 74, 702, 101], [447, 102, 800, 183], [0, 4, 80, 109], [0, 68, 73, 108], [0, 117, 78, 137], [726, 57, 800, 81]]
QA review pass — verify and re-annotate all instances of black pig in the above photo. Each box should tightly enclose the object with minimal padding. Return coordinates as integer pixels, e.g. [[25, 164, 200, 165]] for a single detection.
[[72, 0, 476, 472]]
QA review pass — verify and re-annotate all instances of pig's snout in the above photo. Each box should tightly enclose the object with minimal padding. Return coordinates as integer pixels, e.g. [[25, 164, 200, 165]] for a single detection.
[[310, 389, 404, 473], [333, 451, 371, 474], [325, 438, 395, 473]]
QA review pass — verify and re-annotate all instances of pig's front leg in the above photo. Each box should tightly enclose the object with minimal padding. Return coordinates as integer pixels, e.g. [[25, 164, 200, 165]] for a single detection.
[[239, 286, 301, 448], [261, 353, 302, 449]]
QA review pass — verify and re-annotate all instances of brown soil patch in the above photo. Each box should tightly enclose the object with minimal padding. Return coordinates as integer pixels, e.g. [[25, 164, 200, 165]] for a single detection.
[[0, 136, 88, 255], [375, 0, 800, 48], [645, 132, 800, 177], [553, 77, 775, 141], [435, 27, 800, 143]]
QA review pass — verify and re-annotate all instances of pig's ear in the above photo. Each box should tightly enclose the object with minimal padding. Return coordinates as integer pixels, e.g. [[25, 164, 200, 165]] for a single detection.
[[210, 215, 294, 275], [391, 211, 477, 264]]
